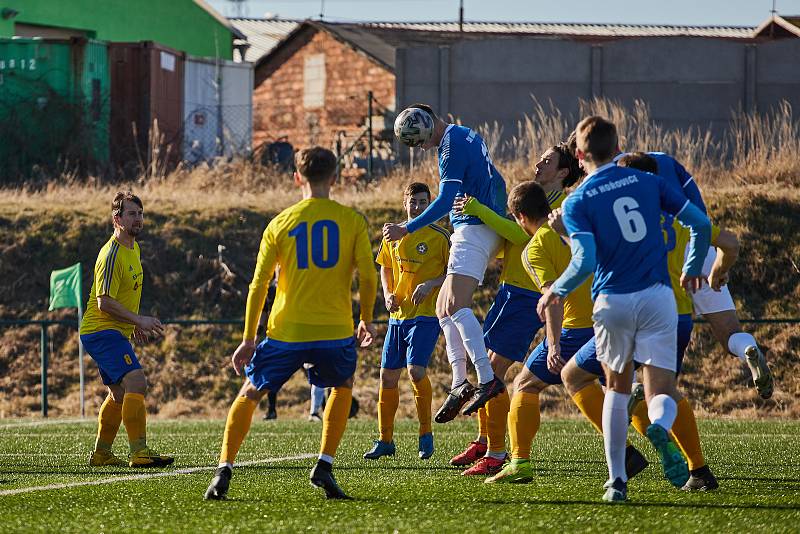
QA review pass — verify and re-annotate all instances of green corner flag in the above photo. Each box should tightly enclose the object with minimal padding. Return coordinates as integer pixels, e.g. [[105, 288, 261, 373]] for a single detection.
[[49, 263, 82, 311]]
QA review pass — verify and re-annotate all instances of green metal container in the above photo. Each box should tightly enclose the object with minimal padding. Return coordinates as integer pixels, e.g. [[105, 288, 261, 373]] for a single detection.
[[0, 37, 110, 181]]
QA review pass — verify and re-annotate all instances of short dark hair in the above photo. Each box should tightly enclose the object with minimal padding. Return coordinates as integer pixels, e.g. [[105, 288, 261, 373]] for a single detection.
[[617, 152, 658, 174], [403, 182, 431, 200], [295, 147, 337, 183], [408, 103, 437, 120], [112, 191, 142, 217], [575, 116, 618, 163], [508, 181, 550, 220], [551, 142, 585, 188]]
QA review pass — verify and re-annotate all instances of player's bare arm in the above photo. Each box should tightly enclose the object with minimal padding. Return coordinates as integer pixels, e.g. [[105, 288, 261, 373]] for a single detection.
[[540, 281, 565, 373], [411, 274, 446, 305], [97, 294, 164, 337]]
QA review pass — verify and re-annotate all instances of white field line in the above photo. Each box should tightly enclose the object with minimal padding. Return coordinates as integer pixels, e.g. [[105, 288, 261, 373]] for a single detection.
[[0, 453, 316, 497], [0, 419, 88, 430]]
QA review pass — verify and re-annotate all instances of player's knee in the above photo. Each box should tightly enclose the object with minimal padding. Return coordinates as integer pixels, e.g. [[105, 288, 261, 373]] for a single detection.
[[706, 310, 741, 345], [489, 352, 512, 376], [107, 385, 125, 403], [340, 375, 355, 389], [239, 380, 265, 401], [122, 369, 147, 395], [561, 363, 591, 396], [380, 368, 401, 388], [407, 365, 426, 382], [514, 369, 543, 394]]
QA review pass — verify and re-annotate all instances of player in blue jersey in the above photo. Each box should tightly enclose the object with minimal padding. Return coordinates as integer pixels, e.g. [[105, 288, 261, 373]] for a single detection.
[[538, 116, 712, 503], [612, 151, 774, 399], [387, 104, 507, 419]]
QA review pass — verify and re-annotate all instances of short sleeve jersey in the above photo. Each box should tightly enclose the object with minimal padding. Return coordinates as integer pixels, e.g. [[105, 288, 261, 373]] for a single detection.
[[561, 163, 690, 299], [376, 224, 450, 322], [253, 198, 374, 343], [499, 189, 567, 291], [80, 237, 143, 338], [439, 124, 507, 228], [522, 224, 593, 329]]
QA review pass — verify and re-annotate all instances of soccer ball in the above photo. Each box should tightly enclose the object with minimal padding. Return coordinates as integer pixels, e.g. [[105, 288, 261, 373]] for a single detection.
[[394, 107, 434, 147]]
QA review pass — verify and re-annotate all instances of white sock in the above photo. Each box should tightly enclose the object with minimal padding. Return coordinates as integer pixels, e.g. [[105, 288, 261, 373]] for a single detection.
[[603, 390, 629, 483], [318, 453, 334, 464], [648, 393, 678, 431], [440, 316, 469, 388], [728, 332, 757, 362], [487, 450, 506, 460], [310, 385, 325, 414], [218, 461, 233, 469], [450, 308, 494, 384]]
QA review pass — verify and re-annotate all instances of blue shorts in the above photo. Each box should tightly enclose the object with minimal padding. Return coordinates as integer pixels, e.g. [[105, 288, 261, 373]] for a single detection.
[[245, 337, 357, 393], [381, 317, 440, 369], [526, 327, 595, 385], [675, 314, 694, 375], [483, 284, 543, 362], [574, 337, 603, 379], [80, 329, 142, 386], [573, 314, 694, 379]]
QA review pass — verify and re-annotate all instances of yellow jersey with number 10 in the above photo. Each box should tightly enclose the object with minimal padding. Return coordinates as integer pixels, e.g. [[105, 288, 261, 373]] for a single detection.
[[244, 197, 377, 344]]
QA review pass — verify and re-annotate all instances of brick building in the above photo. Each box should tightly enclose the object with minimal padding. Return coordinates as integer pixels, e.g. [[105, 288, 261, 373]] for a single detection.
[[233, 16, 800, 167], [252, 23, 395, 152]]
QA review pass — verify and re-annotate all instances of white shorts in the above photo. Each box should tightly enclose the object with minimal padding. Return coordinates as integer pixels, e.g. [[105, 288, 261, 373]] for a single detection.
[[593, 283, 678, 374], [686, 245, 735, 315], [447, 224, 502, 285]]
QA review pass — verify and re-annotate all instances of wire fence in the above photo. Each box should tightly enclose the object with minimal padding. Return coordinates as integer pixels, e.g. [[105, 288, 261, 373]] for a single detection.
[[2, 316, 799, 418], [0, 89, 111, 183]]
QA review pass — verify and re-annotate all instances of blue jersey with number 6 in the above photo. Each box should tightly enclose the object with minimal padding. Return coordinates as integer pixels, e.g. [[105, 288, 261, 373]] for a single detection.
[[561, 163, 690, 299], [439, 124, 507, 227]]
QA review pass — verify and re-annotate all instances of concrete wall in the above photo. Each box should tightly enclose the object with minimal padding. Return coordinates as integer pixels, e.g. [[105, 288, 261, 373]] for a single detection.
[[396, 36, 800, 140]]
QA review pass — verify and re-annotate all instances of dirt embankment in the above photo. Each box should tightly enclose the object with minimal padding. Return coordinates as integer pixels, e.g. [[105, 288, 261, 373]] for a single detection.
[[1, 186, 798, 419]]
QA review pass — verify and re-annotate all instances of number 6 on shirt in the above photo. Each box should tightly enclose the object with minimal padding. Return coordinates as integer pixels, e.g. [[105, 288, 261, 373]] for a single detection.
[[612, 197, 647, 243]]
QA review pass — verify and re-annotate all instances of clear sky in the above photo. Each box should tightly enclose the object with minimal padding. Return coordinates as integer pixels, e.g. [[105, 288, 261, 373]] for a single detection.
[[208, 0, 800, 26]]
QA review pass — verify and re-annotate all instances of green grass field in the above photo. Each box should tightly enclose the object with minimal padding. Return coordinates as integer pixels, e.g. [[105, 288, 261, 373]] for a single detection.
[[1, 418, 799, 533]]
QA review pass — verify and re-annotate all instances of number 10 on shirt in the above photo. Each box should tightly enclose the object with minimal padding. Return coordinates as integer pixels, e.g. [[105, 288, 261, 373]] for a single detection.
[[288, 220, 340, 269]]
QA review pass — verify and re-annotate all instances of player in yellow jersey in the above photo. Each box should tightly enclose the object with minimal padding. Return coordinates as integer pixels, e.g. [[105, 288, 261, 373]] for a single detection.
[[482, 181, 640, 483], [80, 191, 173, 468], [446, 144, 583, 476], [363, 182, 449, 461], [205, 147, 377, 501]]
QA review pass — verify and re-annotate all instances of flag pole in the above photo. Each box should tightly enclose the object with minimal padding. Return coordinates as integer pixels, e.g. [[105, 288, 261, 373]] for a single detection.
[[77, 264, 85, 418]]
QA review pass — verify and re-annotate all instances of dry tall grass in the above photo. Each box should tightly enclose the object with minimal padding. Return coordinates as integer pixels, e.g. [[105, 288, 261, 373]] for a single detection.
[[3, 97, 799, 215]]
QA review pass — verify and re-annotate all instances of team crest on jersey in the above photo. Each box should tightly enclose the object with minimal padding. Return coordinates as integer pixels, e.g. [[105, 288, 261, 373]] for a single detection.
[[416, 242, 428, 255]]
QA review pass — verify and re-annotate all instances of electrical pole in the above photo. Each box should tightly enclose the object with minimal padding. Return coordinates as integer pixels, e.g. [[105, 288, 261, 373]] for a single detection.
[[459, 0, 464, 32], [367, 91, 374, 180]]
